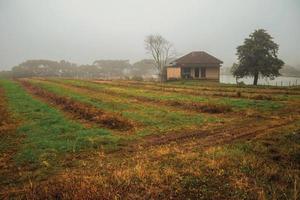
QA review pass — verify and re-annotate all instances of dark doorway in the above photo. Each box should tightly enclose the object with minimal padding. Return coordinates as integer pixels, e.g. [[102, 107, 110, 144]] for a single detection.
[[195, 68, 199, 78], [181, 67, 191, 79], [201, 68, 206, 78]]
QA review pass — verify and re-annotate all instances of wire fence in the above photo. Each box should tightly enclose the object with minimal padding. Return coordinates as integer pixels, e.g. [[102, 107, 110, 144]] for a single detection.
[[220, 75, 300, 87]]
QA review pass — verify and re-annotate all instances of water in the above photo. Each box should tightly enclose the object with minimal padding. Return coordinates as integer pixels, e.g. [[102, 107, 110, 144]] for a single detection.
[[220, 75, 300, 86]]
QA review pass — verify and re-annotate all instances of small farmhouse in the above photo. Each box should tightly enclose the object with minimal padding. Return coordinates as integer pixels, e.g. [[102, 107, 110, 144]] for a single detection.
[[166, 51, 223, 81]]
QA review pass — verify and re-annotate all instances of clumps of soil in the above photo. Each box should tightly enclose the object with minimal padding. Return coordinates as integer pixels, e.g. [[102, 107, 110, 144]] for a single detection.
[[0, 89, 16, 135], [212, 90, 276, 101], [0, 104, 11, 134], [195, 103, 232, 113], [54, 81, 232, 114], [125, 94, 232, 114], [0, 88, 21, 187], [167, 101, 232, 114], [20, 81, 133, 131], [132, 96, 232, 114], [252, 94, 273, 100], [211, 92, 240, 98]]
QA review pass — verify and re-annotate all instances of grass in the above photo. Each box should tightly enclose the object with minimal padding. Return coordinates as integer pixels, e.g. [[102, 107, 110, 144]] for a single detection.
[[0, 79, 118, 168], [209, 126, 300, 199], [0, 78, 299, 199], [26, 79, 216, 135], [15, 121, 300, 199], [50, 78, 283, 111]]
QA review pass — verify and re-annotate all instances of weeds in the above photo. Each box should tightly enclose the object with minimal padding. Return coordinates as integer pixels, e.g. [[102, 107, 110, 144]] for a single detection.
[[20, 80, 133, 130], [26, 79, 213, 134], [0, 78, 299, 199], [0, 79, 118, 168]]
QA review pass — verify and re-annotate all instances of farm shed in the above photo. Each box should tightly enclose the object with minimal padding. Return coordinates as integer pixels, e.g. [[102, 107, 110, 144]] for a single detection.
[[166, 51, 223, 81]]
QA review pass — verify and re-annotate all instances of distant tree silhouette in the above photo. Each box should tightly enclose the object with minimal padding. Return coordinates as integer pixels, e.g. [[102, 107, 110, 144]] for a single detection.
[[145, 34, 175, 81], [6, 58, 159, 78]]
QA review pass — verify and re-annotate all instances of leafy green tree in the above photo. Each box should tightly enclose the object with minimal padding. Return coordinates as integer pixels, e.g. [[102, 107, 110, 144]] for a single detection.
[[232, 29, 284, 85]]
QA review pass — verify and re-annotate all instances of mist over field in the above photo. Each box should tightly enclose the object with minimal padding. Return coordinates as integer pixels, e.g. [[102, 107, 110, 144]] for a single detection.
[[1, 1, 300, 199], [0, 0, 300, 70]]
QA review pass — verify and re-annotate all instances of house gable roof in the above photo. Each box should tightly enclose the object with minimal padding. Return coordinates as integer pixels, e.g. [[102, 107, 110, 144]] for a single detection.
[[172, 51, 223, 65]]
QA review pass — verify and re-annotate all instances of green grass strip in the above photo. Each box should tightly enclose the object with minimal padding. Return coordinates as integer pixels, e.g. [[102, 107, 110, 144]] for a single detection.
[[0, 79, 118, 167], [58, 79, 283, 111], [28, 79, 214, 135]]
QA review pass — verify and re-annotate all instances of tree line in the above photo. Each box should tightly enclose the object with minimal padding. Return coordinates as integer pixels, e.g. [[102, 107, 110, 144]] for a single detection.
[[0, 59, 157, 79], [1, 29, 286, 85]]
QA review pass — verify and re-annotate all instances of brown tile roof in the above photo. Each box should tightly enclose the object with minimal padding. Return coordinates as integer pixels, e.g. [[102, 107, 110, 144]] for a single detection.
[[172, 51, 223, 65]]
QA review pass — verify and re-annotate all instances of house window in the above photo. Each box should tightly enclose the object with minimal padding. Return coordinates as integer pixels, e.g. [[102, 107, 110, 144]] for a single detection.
[[182, 68, 191, 78]]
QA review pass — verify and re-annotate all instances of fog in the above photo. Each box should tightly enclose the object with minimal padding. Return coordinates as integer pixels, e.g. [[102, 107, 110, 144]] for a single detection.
[[0, 0, 299, 70]]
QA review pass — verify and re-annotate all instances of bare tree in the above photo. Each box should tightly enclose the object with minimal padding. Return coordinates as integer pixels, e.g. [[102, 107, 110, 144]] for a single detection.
[[145, 34, 174, 81]]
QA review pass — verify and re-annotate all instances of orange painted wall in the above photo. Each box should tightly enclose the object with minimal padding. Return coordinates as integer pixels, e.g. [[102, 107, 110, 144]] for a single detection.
[[167, 67, 181, 79]]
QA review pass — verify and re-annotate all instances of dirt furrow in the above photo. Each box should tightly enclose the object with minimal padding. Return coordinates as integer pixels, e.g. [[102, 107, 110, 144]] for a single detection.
[[0, 88, 16, 135], [93, 80, 300, 96], [142, 117, 295, 149], [0, 87, 20, 189], [95, 81, 276, 100], [19, 80, 133, 131], [43, 80, 233, 114]]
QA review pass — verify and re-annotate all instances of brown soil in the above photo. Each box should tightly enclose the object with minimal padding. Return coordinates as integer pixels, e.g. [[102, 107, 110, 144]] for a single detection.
[[7, 116, 298, 200], [46, 80, 233, 114], [93, 80, 300, 96], [105, 87, 232, 114], [0, 88, 21, 190], [19, 80, 133, 131], [166, 100, 232, 113], [0, 89, 15, 134], [0, 88, 18, 138], [142, 117, 295, 149]]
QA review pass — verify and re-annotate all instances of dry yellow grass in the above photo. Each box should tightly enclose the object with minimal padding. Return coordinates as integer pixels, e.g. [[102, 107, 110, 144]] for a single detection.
[[1, 79, 300, 199]]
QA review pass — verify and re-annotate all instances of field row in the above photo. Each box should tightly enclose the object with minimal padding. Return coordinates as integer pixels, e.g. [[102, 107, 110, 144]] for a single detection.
[[0, 78, 286, 168], [36, 78, 286, 111], [1, 78, 300, 199], [97, 79, 300, 95]]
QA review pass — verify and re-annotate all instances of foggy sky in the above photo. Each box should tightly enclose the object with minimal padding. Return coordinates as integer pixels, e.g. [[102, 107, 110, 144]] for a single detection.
[[0, 0, 300, 70]]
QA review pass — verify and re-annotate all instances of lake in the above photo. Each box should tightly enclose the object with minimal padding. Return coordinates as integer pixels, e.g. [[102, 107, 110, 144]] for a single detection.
[[220, 75, 300, 86]]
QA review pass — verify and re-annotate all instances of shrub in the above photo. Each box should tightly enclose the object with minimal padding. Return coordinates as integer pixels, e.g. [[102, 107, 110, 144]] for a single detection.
[[131, 76, 144, 81], [167, 77, 179, 81]]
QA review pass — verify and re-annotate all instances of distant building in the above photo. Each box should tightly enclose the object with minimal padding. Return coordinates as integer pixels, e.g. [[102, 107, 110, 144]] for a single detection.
[[166, 51, 223, 81]]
